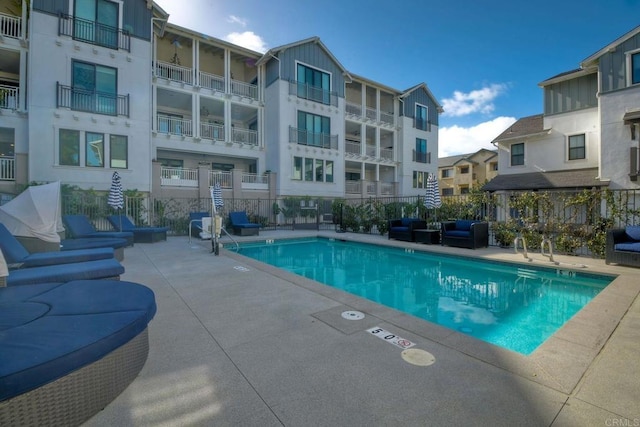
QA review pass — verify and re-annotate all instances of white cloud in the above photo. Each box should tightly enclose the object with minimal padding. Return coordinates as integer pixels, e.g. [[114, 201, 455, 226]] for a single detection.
[[441, 84, 508, 117], [227, 15, 247, 27], [439, 116, 517, 157], [224, 31, 268, 53]]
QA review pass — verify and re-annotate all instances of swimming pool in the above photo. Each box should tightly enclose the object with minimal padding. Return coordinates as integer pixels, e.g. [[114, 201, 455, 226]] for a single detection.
[[236, 237, 614, 355]]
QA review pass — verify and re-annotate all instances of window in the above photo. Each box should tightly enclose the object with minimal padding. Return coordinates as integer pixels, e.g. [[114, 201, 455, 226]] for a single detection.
[[460, 166, 469, 174], [441, 168, 452, 178], [415, 104, 428, 130], [413, 171, 429, 189], [293, 156, 302, 180], [297, 111, 331, 148], [60, 129, 80, 166], [75, 0, 119, 49], [110, 134, 127, 168], [415, 138, 427, 163], [633, 52, 640, 85], [293, 156, 333, 183], [345, 171, 360, 181], [460, 186, 470, 195], [72, 61, 117, 115], [568, 134, 586, 160], [86, 132, 104, 167], [158, 158, 183, 168], [490, 162, 498, 171], [442, 188, 454, 196], [511, 143, 524, 166], [297, 63, 331, 104]]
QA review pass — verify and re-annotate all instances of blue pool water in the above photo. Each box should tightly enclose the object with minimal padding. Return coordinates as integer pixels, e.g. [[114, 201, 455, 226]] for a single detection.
[[237, 237, 613, 355]]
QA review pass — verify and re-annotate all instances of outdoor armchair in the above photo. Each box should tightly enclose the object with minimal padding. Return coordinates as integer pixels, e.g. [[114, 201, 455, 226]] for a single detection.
[[441, 220, 489, 249], [388, 218, 427, 242]]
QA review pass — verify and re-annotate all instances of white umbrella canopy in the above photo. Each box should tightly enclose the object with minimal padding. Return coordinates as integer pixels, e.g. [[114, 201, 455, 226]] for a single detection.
[[0, 181, 64, 243]]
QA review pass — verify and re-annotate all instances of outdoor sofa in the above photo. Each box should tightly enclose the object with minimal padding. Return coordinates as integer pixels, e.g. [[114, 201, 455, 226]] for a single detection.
[[0, 279, 156, 426], [0, 223, 114, 268], [388, 218, 427, 242], [229, 211, 260, 236], [441, 220, 489, 249], [63, 215, 135, 247], [106, 215, 169, 243], [605, 226, 640, 267]]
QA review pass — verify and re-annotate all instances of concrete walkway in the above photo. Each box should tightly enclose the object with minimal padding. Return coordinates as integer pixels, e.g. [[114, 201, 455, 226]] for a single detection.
[[85, 231, 640, 426]]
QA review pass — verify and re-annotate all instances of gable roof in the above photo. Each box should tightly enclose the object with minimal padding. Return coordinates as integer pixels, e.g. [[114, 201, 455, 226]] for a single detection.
[[482, 168, 607, 191], [492, 114, 550, 144], [538, 67, 596, 87], [400, 83, 444, 113], [439, 149, 497, 168], [256, 37, 352, 80], [581, 24, 640, 68]]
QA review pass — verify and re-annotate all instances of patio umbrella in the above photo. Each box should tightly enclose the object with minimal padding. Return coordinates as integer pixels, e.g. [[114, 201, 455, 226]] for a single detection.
[[212, 182, 224, 214], [424, 173, 442, 224], [107, 171, 124, 231]]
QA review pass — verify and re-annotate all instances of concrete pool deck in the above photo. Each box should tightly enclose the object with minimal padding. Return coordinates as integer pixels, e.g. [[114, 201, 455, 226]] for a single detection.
[[85, 230, 640, 426]]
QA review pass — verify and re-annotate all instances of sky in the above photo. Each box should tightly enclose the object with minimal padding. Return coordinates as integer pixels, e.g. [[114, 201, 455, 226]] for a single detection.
[[153, 0, 640, 157]]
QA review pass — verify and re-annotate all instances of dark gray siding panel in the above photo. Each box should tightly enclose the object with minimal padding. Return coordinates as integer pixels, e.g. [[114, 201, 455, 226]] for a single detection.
[[278, 42, 345, 97], [265, 59, 279, 87], [599, 33, 640, 93], [33, 0, 68, 15], [544, 73, 597, 115], [403, 89, 439, 126]]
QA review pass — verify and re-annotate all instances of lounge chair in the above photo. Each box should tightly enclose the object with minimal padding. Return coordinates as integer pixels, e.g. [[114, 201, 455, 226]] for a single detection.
[[229, 211, 260, 236], [189, 212, 210, 238], [441, 220, 489, 249], [63, 215, 134, 247], [60, 237, 128, 262], [5, 258, 124, 287], [106, 215, 168, 243], [0, 279, 156, 425], [0, 223, 114, 268]]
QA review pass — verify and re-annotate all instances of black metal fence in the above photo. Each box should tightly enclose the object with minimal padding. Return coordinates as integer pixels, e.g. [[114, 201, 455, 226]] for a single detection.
[[61, 188, 640, 258]]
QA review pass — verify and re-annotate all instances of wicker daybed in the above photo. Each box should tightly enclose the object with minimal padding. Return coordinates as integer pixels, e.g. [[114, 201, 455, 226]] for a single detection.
[[0, 279, 156, 426]]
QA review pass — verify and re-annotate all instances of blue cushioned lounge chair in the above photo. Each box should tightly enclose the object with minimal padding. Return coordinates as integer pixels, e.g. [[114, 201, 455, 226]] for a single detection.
[[63, 215, 134, 247], [0, 223, 114, 268], [5, 258, 125, 287], [229, 211, 260, 236], [106, 215, 168, 243], [60, 237, 128, 261]]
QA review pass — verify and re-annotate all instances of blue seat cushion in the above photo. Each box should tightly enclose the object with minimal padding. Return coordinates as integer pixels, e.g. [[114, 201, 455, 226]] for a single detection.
[[60, 238, 128, 251], [229, 211, 259, 228], [7, 258, 124, 287], [391, 226, 409, 232], [13, 247, 115, 269], [0, 280, 156, 400], [446, 230, 471, 238], [615, 242, 640, 252], [624, 226, 640, 241], [455, 220, 475, 231], [235, 223, 260, 229], [106, 215, 169, 233]]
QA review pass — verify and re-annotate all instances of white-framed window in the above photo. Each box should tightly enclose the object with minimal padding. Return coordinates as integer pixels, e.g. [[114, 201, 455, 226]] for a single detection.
[[57, 127, 127, 169], [510, 142, 525, 166], [415, 104, 428, 131], [630, 50, 640, 86], [292, 156, 333, 183], [568, 134, 586, 160], [441, 168, 452, 178]]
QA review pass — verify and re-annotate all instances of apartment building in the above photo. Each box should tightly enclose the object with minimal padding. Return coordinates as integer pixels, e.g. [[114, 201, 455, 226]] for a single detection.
[[486, 25, 640, 192], [0, 0, 442, 202], [438, 149, 498, 196]]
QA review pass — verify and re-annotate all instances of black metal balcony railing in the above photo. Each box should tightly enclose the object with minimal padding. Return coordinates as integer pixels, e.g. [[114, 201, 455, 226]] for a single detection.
[[289, 126, 338, 149], [57, 83, 129, 117], [414, 118, 432, 132], [413, 150, 431, 163], [288, 80, 338, 107], [58, 14, 131, 52]]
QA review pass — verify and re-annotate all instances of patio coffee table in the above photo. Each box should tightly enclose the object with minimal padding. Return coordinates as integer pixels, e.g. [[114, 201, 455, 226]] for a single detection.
[[415, 229, 440, 244]]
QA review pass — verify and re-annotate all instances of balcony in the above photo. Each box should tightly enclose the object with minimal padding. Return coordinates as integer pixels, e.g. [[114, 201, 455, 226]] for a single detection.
[[289, 80, 338, 107], [0, 85, 18, 110], [413, 150, 431, 164], [380, 148, 394, 161], [57, 83, 129, 117], [231, 127, 258, 145], [289, 126, 338, 149], [201, 123, 225, 141], [155, 61, 194, 85], [199, 71, 225, 92], [0, 12, 21, 39], [0, 157, 15, 181], [58, 14, 130, 52], [345, 102, 394, 125], [209, 171, 232, 188], [157, 115, 193, 137], [160, 167, 268, 191], [345, 179, 395, 196], [345, 102, 362, 116], [345, 140, 361, 155], [231, 79, 258, 101], [161, 167, 198, 187], [414, 118, 432, 132]]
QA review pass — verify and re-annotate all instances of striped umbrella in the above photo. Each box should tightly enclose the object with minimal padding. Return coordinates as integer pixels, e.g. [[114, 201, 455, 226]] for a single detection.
[[107, 171, 124, 230], [211, 182, 224, 214], [424, 173, 441, 224]]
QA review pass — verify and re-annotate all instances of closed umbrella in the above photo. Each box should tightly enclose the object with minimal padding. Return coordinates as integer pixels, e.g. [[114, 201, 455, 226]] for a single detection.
[[107, 171, 124, 231], [212, 182, 224, 214], [424, 173, 441, 225]]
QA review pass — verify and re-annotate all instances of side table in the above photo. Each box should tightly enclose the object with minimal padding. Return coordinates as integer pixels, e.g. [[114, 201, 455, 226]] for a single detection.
[[414, 229, 440, 244]]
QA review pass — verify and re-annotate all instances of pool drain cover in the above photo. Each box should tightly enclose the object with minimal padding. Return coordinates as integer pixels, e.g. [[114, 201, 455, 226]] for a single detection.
[[341, 310, 365, 320], [401, 349, 436, 366]]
